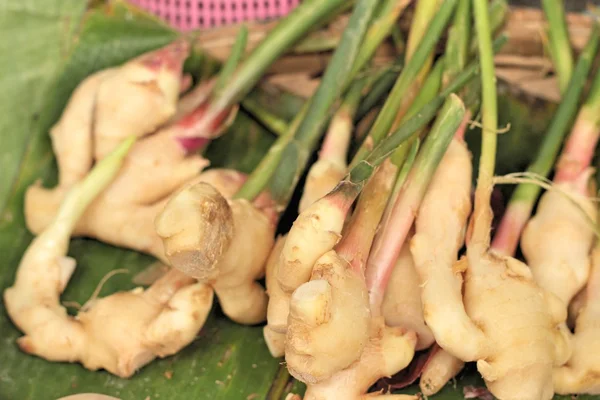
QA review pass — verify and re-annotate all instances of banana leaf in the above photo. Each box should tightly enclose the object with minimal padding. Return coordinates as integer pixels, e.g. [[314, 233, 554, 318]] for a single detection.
[[0, 1, 595, 400]]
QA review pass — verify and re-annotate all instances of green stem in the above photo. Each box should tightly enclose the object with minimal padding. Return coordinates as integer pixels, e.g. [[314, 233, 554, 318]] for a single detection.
[[56, 137, 135, 233], [236, 0, 380, 203], [355, 60, 402, 121], [542, 0, 574, 94], [208, 0, 349, 115], [214, 26, 248, 96], [468, 0, 508, 54], [350, 0, 409, 78], [390, 57, 444, 166], [508, 25, 599, 203], [350, 0, 459, 166], [405, 0, 442, 62], [491, 24, 600, 254], [444, 0, 471, 87], [471, 0, 498, 245], [240, 97, 289, 136]]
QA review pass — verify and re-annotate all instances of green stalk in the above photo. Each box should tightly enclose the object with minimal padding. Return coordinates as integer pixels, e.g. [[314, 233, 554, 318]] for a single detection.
[[405, 0, 442, 62], [444, 0, 471, 87], [214, 26, 248, 96], [350, 0, 410, 79], [56, 137, 135, 233], [352, 34, 507, 169], [235, 0, 380, 203], [365, 95, 466, 313], [355, 60, 402, 121], [471, 0, 498, 246], [350, 0, 459, 166], [492, 24, 600, 254], [205, 0, 349, 119], [492, 24, 600, 253], [468, 0, 508, 54], [240, 96, 289, 136], [390, 57, 444, 166], [542, 0, 574, 94]]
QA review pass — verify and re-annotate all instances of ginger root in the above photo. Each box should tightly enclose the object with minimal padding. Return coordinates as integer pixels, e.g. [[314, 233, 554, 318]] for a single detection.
[[300, 318, 416, 400], [5, 139, 214, 378], [521, 172, 597, 307], [554, 241, 600, 394], [382, 236, 434, 351], [286, 250, 370, 383], [24, 41, 226, 261], [419, 345, 464, 396], [156, 173, 276, 325]]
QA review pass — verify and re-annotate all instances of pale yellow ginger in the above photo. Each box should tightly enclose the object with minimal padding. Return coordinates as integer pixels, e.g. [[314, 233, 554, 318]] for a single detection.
[[412, 136, 571, 399], [298, 318, 417, 400], [521, 172, 597, 307], [24, 40, 209, 261], [298, 161, 346, 213], [263, 236, 288, 357], [382, 236, 433, 351], [286, 250, 370, 383], [93, 40, 189, 159], [554, 242, 600, 395], [411, 138, 482, 360], [462, 245, 572, 400], [267, 196, 347, 332], [5, 139, 214, 378], [156, 175, 276, 325], [419, 345, 465, 396]]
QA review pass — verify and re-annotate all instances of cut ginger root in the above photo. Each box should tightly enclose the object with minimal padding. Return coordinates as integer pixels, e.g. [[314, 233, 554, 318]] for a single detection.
[[25, 40, 238, 261], [4, 139, 214, 378], [554, 240, 600, 394], [156, 171, 277, 325]]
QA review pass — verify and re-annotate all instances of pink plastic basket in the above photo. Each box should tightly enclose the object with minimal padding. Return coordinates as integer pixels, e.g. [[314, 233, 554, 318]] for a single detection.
[[129, 0, 301, 31]]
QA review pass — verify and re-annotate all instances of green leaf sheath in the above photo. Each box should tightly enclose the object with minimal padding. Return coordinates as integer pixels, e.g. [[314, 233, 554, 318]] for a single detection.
[[214, 26, 248, 96], [472, 0, 499, 243], [208, 0, 349, 113], [351, 0, 459, 166], [542, 0, 574, 94], [444, 0, 471, 86], [508, 24, 600, 206]]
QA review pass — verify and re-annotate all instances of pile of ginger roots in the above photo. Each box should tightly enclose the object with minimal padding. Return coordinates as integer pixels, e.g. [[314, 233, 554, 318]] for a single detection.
[[5, 39, 600, 400]]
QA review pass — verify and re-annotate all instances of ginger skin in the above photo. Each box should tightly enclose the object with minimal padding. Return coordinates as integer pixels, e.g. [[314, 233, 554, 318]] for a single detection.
[[24, 41, 235, 261], [521, 171, 597, 307], [300, 318, 417, 400], [412, 137, 571, 399], [554, 243, 600, 394], [5, 140, 214, 378], [382, 236, 434, 351], [286, 250, 370, 383], [419, 345, 465, 396], [156, 174, 276, 325]]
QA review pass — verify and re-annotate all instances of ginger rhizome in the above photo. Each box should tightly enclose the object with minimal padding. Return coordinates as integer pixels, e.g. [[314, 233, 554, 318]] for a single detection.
[[410, 4, 572, 398], [5, 139, 214, 378], [25, 40, 217, 261], [554, 237, 600, 394], [156, 168, 277, 325]]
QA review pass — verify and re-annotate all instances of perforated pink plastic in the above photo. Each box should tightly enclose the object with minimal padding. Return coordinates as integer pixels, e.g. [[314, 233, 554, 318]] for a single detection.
[[129, 0, 301, 31]]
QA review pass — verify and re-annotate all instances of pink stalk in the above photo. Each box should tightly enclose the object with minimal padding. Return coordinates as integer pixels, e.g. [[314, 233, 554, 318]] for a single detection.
[[555, 114, 600, 184], [489, 203, 531, 256], [365, 95, 465, 315], [336, 160, 397, 274]]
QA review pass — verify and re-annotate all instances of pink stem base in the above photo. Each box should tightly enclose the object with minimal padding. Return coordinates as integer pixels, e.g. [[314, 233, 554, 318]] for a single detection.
[[490, 202, 532, 256], [555, 117, 599, 184]]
